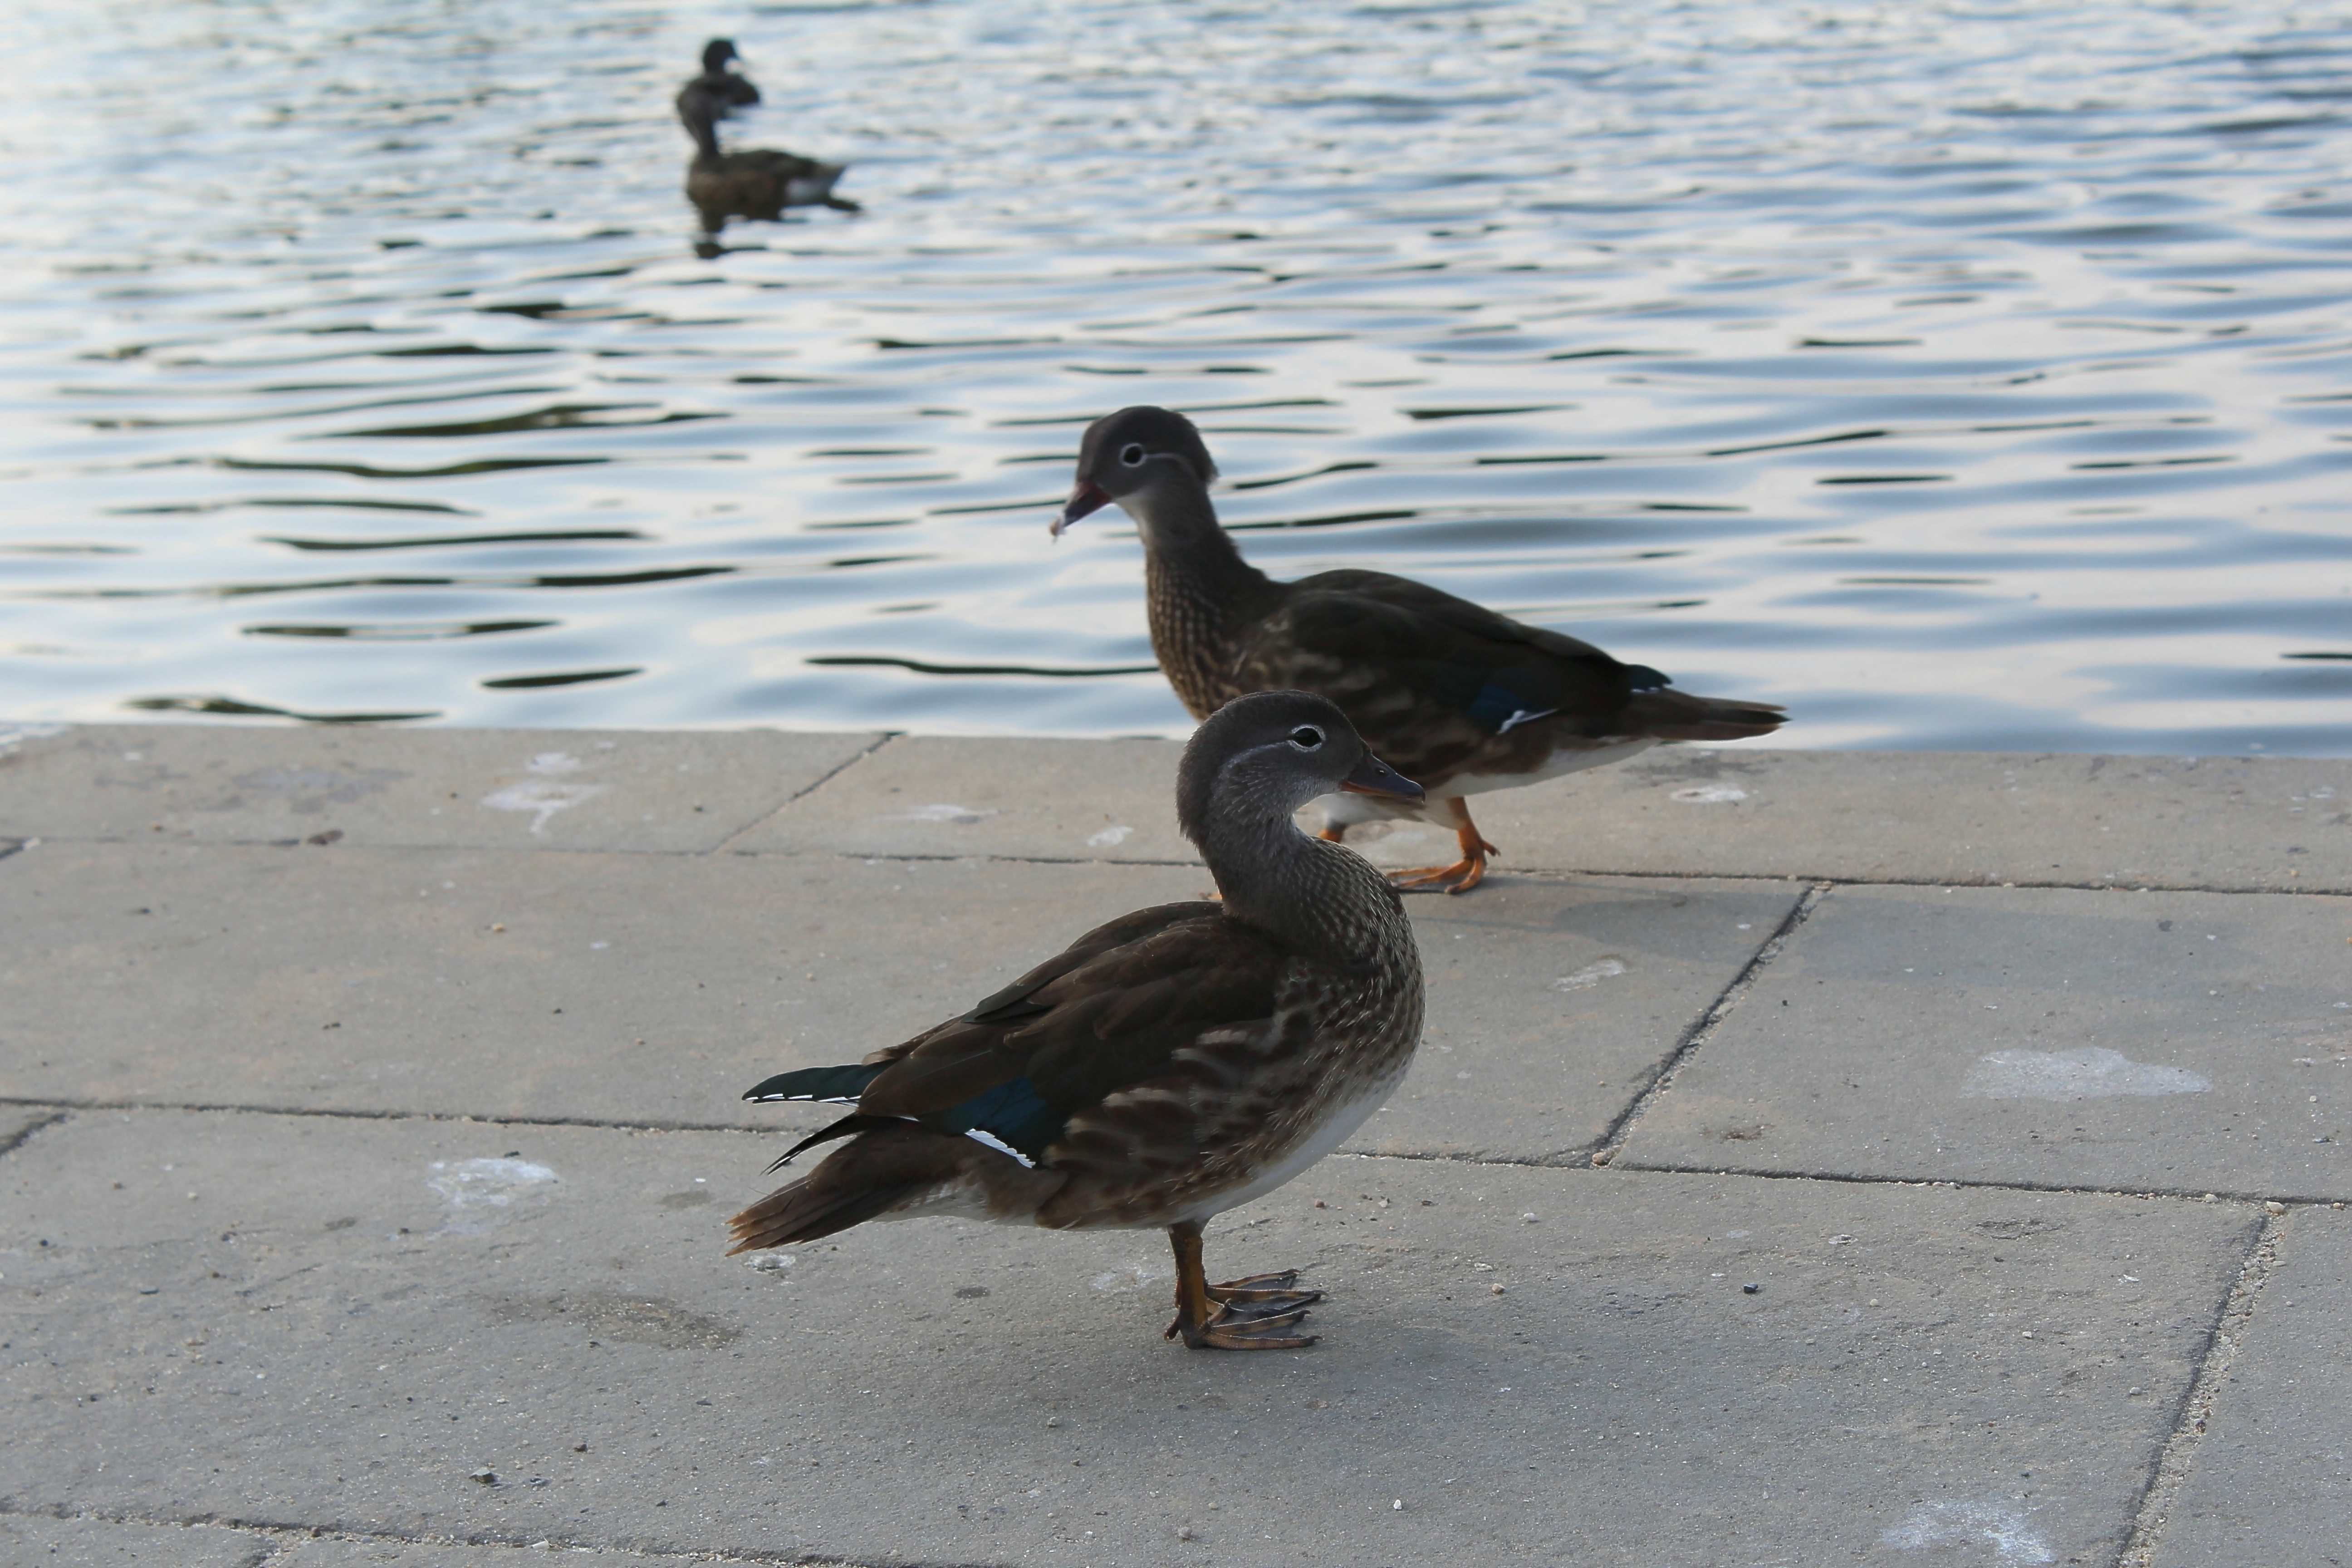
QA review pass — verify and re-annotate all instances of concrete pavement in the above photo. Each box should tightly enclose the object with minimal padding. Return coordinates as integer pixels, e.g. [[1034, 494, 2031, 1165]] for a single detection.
[[2, 722, 2347, 1567]]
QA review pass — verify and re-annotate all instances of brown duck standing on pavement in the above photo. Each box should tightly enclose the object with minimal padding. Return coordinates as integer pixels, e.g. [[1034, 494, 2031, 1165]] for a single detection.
[[683, 38, 761, 116], [1052, 406, 1786, 893], [676, 78, 857, 230], [730, 691, 1426, 1350]]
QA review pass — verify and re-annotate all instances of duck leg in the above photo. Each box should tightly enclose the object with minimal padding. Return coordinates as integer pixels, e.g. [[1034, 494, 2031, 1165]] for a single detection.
[[1162, 1220, 1319, 1350], [1387, 798, 1498, 895]]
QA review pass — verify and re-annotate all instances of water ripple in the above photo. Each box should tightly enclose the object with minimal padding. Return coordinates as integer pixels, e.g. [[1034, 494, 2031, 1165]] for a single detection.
[[1, 0, 2347, 754]]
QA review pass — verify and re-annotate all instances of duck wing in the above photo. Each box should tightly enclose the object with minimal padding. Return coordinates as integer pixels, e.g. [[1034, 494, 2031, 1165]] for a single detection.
[[728, 147, 831, 178], [746, 902, 1292, 1174], [1230, 568, 1676, 782]]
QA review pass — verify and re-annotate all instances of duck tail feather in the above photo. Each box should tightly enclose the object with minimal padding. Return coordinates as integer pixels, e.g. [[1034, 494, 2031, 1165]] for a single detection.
[[726, 1125, 970, 1253], [726, 1178, 913, 1253], [742, 1061, 888, 1105], [765, 1112, 885, 1174]]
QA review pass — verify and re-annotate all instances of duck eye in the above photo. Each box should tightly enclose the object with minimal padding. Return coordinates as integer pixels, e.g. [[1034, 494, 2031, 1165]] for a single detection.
[[1288, 725, 1324, 750], [1118, 443, 1147, 467]]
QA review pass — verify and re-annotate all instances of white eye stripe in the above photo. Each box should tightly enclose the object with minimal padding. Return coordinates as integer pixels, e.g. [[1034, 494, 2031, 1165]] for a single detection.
[[1288, 726, 1325, 750], [1118, 442, 1147, 466]]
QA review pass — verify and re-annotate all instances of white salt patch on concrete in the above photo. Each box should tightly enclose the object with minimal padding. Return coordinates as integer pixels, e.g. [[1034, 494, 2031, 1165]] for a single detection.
[[427, 1157, 559, 1234], [745, 1252, 794, 1273], [1881, 1499, 2053, 1564], [482, 780, 606, 834], [897, 803, 995, 824], [1088, 1262, 1164, 1294], [1671, 785, 1747, 804], [480, 751, 608, 833], [1962, 1046, 2210, 1101], [1553, 958, 1628, 992], [1086, 823, 1133, 848]]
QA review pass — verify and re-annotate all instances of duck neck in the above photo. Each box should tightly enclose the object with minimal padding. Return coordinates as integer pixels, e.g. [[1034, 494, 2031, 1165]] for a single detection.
[[681, 96, 722, 162], [1203, 813, 1400, 971], [1132, 481, 1275, 719]]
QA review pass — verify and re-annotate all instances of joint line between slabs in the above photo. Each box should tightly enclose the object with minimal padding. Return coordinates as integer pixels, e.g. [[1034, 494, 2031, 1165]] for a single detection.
[[1500, 868, 2345, 899], [769, 849, 2340, 901], [0, 1094, 798, 1138], [3, 831, 2338, 902], [1588, 880, 1831, 1165], [7, 1093, 2344, 1211], [706, 731, 901, 855], [2115, 1209, 2286, 1568], [0, 1501, 933, 1568], [1597, 1156, 2348, 1209]]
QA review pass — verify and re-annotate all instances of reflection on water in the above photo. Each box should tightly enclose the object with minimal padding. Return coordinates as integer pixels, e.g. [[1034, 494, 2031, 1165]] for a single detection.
[[0, 0, 2347, 753]]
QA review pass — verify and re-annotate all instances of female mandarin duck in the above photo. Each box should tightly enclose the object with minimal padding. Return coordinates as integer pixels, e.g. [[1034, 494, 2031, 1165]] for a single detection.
[[1052, 406, 1786, 893], [730, 691, 1425, 1350]]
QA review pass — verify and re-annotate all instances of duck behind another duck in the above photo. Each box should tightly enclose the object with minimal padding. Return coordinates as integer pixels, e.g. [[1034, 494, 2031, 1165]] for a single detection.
[[1052, 406, 1787, 893], [729, 691, 1426, 1350], [677, 78, 857, 228]]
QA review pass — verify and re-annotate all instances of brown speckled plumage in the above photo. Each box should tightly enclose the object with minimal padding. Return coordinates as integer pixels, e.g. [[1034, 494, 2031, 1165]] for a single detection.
[[730, 692, 1425, 1349], [1056, 405, 1787, 891]]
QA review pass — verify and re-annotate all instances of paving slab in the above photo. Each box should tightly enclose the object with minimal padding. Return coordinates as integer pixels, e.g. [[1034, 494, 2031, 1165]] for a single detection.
[[0, 840, 1199, 1130], [1620, 883, 2352, 1200], [733, 733, 1196, 863], [1371, 875, 1800, 1161], [0, 840, 1788, 1162], [1467, 748, 2352, 894], [10, 725, 2347, 891], [3, 1108, 2257, 1568], [748, 738, 2352, 893], [2150, 1206, 2352, 1568], [0, 1514, 271, 1567], [0, 724, 880, 853]]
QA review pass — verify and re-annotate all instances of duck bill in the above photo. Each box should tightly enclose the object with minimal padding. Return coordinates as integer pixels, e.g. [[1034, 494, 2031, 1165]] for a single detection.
[[1338, 752, 1422, 803], [1049, 480, 1111, 539]]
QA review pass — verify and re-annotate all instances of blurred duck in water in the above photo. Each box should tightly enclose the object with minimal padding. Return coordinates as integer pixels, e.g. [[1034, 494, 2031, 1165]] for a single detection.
[[677, 79, 858, 229], [681, 38, 760, 116]]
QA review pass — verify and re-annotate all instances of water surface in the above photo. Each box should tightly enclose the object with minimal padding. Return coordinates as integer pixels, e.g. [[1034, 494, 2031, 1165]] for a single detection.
[[3, 0, 2349, 752]]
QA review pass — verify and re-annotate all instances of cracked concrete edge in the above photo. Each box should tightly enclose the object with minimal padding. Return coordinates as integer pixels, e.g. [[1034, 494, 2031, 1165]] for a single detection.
[[2116, 1210, 2289, 1568]]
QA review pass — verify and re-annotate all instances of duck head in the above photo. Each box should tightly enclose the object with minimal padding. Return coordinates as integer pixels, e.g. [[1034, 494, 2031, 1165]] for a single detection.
[[1050, 405, 1218, 540], [702, 38, 743, 75], [1176, 690, 1420, 853]]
